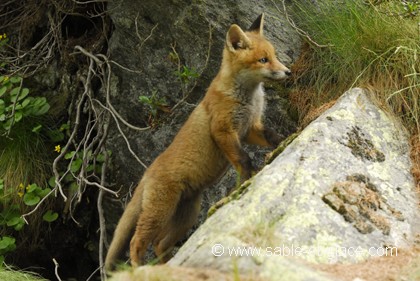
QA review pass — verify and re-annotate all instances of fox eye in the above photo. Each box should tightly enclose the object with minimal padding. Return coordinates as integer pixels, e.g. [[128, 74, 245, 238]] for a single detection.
[[258, 57, 269, 64]]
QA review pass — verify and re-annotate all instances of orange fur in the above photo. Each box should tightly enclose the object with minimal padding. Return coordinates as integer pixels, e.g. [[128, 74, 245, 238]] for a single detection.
[[105, 13, 291, 271]]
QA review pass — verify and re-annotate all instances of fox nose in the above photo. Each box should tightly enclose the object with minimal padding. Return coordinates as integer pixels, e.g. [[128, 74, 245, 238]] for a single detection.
[[285, 70, 292, 76]]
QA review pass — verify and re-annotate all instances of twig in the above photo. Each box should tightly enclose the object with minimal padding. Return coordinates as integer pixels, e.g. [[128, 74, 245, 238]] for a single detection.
[[97, 146, 109, 281], [53, 258, 63, 281], [134, 14, 159, 51], [5, 78, 24, 136], [21, 187, 56, 224], [96, 53, 151, 132], [83, 178, 119, 197], [94, 98, 148, 169]]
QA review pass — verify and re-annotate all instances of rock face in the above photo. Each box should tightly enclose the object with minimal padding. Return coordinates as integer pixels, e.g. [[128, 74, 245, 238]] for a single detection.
[[105, 0, 300, 250], [166, 88, 420, 280]]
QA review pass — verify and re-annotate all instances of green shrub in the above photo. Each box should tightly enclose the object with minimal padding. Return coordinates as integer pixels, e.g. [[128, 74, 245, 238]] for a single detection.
[[0, 76, 49, 134]]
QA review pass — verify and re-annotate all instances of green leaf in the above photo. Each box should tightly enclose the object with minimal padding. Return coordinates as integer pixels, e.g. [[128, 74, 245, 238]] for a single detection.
[[10, 77, 22, 84], [65, 151, 76, 160], [96, 152, 107, 163], [10, 88, 29, 102], [17, 88, 29, 101], [139, 96, 152, 104], [3, 118, 13, 131], [21, 97, 31, 108], [36, 187, 51, 198], [69, 182, 79, 192], [0, 86, 6, 97], [48, 176, 56, 188], [32, 124, 42, 133], [14, 111, 22, 123], [64, 173, 74, 182], [6, 216, 24, 228], [43, 210, 58, 223], [26, 183, 39, 193], [70, 158, 83, 173], [10, 86, 20, 97], [23, 193, 40, 206], [60, 123, 70, 131], [33, 97, 45, 106], [0, 236, 15, 250], [86, 164, 95, 172], [34, 103, 50, 115], [14, 221, 24, 231]]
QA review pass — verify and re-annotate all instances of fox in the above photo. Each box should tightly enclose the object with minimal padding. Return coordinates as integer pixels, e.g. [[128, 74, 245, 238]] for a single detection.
[[105, 13, 291, 270]]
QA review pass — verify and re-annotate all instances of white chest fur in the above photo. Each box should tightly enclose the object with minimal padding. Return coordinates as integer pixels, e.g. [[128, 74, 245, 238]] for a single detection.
[[232, 82, 267, 139]]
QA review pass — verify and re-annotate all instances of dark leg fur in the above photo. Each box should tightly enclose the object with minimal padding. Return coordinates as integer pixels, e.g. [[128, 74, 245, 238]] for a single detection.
[[263, 127, 283, 147], [153, 191, 202, 262]]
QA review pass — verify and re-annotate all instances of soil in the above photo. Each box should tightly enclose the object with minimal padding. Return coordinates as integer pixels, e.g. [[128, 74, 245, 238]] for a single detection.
[[313, 246, 420, 281]]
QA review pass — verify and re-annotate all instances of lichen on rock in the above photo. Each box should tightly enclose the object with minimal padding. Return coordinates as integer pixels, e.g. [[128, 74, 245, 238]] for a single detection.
[[343, 126, 385, 162], [322, 174, 404, 235]]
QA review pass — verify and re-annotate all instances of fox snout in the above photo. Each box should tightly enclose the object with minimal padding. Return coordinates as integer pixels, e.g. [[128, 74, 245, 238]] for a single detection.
[[266, 64, 292, 80], [270, 68, 292, 80]]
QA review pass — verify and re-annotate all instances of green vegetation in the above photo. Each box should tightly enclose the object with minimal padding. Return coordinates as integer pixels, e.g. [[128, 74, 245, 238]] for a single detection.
[[0, 267, 46, 281], [0, 75, 50, 134], [0, 34, 58, 265], [289, 0, 420, 135], [139, 90, 169, 121], [174, 65, 199, 85]]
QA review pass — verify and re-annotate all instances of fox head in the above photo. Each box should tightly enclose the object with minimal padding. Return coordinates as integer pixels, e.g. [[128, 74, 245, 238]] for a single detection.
[[223, 14, 291, 83]]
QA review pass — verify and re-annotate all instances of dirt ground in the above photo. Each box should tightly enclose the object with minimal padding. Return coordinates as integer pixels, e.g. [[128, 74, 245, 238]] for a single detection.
[[313, 246, 420, 281]]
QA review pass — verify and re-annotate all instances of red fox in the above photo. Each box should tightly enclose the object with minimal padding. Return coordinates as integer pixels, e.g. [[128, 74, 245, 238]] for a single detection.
[[105, 13, 291, 270]]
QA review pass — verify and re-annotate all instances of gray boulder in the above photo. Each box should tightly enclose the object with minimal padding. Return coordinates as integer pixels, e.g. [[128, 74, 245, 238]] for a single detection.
[[168, 88, 420, 280]]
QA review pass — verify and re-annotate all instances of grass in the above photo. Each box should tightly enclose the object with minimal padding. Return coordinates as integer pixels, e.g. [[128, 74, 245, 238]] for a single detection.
[[0, 129, 51, 198], [0, 267, 47, 281], [286, 0, 420, 191], [0, 123, 54, 259], [288, 0, 420, 135]]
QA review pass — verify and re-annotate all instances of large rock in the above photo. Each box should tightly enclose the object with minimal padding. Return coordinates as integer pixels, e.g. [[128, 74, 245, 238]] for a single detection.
[[166, 88, 420, 280]]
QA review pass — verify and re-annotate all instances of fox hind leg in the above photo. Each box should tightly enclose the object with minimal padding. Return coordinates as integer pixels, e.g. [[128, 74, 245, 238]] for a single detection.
[[153, 191, 202, 262], [129, 186, 182, 267]]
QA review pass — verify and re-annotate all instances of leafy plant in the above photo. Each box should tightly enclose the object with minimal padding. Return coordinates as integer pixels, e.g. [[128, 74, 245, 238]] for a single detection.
[[0, 179, 58, 265], [174, 65, 199, 84], [0, 236, 15, 265], [0, 76, 50, 134], [139, 90, 169, 119]]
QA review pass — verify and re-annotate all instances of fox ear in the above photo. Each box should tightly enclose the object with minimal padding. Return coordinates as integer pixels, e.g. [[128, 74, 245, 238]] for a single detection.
[[248, 13, 264, 35], [226, 24, 251, 51]]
